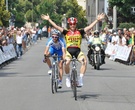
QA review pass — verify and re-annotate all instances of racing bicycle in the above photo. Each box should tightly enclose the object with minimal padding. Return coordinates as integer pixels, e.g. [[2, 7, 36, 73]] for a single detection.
[[44, 53, 60, 94], [68, 56, 78, 100]]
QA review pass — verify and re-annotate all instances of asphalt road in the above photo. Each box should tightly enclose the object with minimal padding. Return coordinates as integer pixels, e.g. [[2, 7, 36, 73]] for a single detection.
[[0, 37, 135, 110]]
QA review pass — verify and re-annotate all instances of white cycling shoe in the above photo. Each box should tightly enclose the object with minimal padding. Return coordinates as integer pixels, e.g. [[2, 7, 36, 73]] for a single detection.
[[58, 80, 62, 89], [77, 77, 83, 87], [48, 69, 52, 75], [66, 76, 71, 88]]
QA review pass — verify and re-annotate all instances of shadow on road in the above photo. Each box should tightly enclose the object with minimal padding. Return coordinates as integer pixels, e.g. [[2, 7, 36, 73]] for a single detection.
[[78, 93, 100, 100], [57, 89, 82, 94], [0, 72, 18, 77]]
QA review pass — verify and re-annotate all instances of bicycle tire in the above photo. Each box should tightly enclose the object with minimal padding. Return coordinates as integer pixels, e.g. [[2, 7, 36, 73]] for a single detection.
[[55, 64, 59, 92], [51, 64, 56, 94], [71, 69, 77, 100]]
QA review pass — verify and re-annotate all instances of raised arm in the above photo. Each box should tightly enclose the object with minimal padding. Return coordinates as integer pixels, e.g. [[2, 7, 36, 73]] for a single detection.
[[84, 13, 105, 32], [41, 14, 64, 33]]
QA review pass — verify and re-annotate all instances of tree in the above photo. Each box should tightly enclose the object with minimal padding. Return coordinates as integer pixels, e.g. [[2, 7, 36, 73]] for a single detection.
[[2, 0, 87, 28], [0, 0, 10, 26], [108, 0, 135, 24], [54, 0, 87, 28]]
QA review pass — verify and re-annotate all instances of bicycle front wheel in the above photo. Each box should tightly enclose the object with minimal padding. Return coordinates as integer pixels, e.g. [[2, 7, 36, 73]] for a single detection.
[[51, 64, 56, 94], [71, 69, 77, 100], [55, 65, 59, 92]]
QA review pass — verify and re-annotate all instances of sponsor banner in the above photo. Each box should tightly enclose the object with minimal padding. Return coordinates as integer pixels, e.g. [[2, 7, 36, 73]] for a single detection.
[[105, 43, 132, 61], [114, 45, 132, 61]]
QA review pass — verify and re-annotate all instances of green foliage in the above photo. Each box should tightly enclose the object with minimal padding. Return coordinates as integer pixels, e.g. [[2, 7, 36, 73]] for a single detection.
[[118, 22, 135, 29], [54, 0, 87, 28], [101, 22, 108, 30], [0, 0, 10, 26], [108, 0, 135, 23], [2, 0, 87, 28]]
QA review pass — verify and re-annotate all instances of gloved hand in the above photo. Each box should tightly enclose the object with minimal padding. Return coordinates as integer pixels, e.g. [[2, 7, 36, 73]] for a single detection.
[[43, 54, 47, 63]]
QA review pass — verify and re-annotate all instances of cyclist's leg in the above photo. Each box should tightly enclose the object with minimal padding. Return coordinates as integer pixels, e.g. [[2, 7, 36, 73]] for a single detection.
[[46, 47, 54, 69], [77, 51, 87, 87], [64, 51, 72, 87], [78, 51, 87, 75], [64, 50, 72, 75], [58, 60, 63, 80], [56, 49, 63, 81]]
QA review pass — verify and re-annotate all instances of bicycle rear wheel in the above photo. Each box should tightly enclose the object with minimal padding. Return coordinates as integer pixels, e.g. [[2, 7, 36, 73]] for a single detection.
[[71, 69, 77, 100]]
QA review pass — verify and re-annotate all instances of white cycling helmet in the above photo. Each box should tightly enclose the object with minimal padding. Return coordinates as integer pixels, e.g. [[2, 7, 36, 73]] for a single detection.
[[52, 29, 59, 35]]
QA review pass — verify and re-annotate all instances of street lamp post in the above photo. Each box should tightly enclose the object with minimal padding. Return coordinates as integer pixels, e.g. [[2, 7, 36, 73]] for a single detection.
[[6, 0, 8, 11], [113, 6, 117, 30], [31, 0, 34, 28], [96, 0, 99, 30], [62, 14, 67, 29]]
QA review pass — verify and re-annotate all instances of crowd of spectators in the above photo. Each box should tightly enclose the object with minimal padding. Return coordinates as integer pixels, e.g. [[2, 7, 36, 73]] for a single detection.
[[1, 25, 135, 66], [0, 26, 45, 59], [85, 27, 135, 65], [0, 25, 62, 67]]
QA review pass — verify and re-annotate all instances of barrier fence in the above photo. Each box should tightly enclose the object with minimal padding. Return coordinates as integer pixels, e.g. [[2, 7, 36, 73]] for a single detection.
[[105, 43, 132, 62], [0, 44, 17, 65]]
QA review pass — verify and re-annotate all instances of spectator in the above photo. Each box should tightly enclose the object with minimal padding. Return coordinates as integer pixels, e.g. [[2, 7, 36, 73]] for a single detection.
[[31, 28, 37, 44], [48, 26, 51, 37], [0, 32, 4, 52], [37, 27, 42, 40], [16, 31, 23, 58], [121, 32, 126, 46], [125, 31, 132, 46], [42, 25, 47, 38], [111, 32, 119, 45]]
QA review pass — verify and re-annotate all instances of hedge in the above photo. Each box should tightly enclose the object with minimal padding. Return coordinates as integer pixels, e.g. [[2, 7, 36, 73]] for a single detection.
[[118, 22, 135, 29]]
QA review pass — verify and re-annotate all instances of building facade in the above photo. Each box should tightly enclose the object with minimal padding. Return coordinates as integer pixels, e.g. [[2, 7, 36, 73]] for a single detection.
[[77, 0, 108, 30], [86, 0, 105, 24], [77, 0, 86, 10]]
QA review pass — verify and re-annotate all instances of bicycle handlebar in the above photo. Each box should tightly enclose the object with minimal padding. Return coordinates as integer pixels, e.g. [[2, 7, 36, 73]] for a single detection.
[[44, 54, 61, 58]]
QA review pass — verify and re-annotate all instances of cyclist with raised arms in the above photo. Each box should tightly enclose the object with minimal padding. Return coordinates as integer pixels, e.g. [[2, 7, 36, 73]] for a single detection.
[[41, 13, 105, 87], [43, 29, 66, 88]]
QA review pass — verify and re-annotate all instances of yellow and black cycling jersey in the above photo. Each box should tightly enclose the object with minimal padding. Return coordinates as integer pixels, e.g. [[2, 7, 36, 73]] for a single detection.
[[62, 29, 85, 48]]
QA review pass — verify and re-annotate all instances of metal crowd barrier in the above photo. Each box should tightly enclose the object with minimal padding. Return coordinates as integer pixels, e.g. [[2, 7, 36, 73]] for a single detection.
[[0, 44, 17, 68]]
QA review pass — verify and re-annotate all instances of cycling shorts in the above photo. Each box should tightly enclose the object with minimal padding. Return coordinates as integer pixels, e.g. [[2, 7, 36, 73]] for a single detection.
[[66, 47, 84, 59]]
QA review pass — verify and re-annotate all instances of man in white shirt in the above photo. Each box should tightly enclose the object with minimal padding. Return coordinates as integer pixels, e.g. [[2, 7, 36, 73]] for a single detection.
[[16, 31, 23, 58], [111, 32, 119, 45]]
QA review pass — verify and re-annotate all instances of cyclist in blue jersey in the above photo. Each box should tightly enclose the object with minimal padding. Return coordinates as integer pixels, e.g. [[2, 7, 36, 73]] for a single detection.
[[43, 29, 66, 88]]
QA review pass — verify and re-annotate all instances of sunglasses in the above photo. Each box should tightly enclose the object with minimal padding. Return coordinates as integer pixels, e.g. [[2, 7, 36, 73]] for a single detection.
[[69, 23, 76, 25], [52, 36, 58, 38]]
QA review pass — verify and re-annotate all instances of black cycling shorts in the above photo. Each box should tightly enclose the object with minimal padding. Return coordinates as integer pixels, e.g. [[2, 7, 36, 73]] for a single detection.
[[67, 47, 81, 58]]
